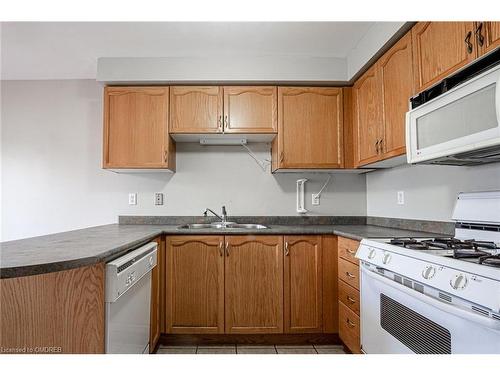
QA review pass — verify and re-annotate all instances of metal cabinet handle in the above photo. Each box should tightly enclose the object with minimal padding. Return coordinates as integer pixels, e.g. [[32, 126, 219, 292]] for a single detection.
[[347, 249, 356, 255], [164, 150, 168, 162], [219, 241, 223, 257], [218, 115, 223, 132], [347, 296, 356, 304], [285, 242, 289, 256], [279, 151, 284, 163], [475, 22, 484, 46], [346, 272, 356, 279], [379, 138, 384, 153], [225, 242, 230, 257], [375, 139, 380, 154], [347, 319, 356, 328], [224, 115, 229, 129], [465, 31, 473, 54]]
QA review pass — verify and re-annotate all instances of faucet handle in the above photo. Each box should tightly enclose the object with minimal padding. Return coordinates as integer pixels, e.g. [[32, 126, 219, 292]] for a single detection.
[[222, 206, 227, 216]]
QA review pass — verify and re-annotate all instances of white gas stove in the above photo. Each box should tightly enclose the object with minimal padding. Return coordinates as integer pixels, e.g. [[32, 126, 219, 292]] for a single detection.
[[356, 190, 500, 354]]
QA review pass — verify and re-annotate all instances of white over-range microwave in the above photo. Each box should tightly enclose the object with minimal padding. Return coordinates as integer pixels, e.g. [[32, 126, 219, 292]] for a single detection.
[[406, 50, 500, 166]]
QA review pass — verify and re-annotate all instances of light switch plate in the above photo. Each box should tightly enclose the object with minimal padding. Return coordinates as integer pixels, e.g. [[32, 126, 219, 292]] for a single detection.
[[397, 191, 405, 205], [128, 193, 137, 205]]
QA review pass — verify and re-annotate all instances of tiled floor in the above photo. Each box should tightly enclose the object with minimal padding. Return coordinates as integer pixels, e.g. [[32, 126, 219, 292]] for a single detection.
[[156, 344, 347, 354]]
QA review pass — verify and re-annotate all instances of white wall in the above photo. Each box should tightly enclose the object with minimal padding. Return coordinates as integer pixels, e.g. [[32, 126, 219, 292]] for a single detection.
[[366, 163, 500, 222], [1, 79, 367, 241]]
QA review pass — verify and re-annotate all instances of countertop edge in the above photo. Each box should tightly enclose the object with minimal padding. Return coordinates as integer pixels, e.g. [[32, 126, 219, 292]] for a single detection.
[[0, 225, 446, 279]]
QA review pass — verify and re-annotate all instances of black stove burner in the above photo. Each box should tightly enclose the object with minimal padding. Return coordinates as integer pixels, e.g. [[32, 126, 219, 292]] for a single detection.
[[478, 254, 500, 266]]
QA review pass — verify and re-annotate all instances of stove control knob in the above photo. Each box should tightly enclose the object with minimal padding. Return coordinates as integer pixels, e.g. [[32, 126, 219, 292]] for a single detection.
[[450, 273, 468, 290], [422, 266, 436, 280], [382, 252, 392, 264], [368, 248, 376, 260]]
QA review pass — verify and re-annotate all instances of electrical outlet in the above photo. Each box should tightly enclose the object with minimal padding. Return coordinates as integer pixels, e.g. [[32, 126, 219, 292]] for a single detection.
[[155, 193, 164, 206], [128, 193, 137, 205], [397, 191, 405, 205], [312, 194, 320, 206]]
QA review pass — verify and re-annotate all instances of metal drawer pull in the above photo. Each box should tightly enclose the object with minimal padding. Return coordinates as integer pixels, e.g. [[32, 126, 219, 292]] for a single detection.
[[347, 319, 356, 328], [285, 242, 289, 256], [225, 242, 230, 257], [347, 249, 356, 255], [475, 22, 484, 46], [219, 241, 223, 257], [465, 31, 473, 54], [347, 296, 357, 304], [346, 272, 356, 279]]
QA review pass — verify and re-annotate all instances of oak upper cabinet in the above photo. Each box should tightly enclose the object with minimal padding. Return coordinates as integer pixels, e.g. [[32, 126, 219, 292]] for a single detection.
[[224, 236, 284, 334], [353, 65, 382, 166], [476, 21, 500, 56], [169, 86, 223, 133], [284, 235, 323, 333], [149, 236, 162, 353], [103, 86, 175, 170], [412, 22, 477, 92], [165, 235, 225, 334], [379, 31, 415, 158], [272, 87, 343, 171], [223, 86, 277, 133]]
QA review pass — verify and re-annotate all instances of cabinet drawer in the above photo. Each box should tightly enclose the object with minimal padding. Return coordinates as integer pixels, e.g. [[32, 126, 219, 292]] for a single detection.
[[338, 258, 360, 290], [338, 237, 360, 265], [338, 280, 360, 315], [339, 302, 360, 354]]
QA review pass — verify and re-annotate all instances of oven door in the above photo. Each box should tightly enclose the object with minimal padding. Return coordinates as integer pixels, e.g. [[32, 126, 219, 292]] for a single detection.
[[360, 264, 500, 354]]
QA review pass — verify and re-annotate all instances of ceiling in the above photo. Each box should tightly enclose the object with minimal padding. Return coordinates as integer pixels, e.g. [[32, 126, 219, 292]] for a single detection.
[[0, 22, 376, 80]]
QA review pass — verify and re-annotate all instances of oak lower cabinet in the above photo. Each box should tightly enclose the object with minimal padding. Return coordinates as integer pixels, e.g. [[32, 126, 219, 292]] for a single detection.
[[272, 87, 344, 171], [412, 22, 477, 93], [164, 234, 337, 335], [149, 236, 163, 352], [103, 86, 175, 170], [284, 235, 323, 333], [165, 236, 225, 333], [337, 236, 361, 353], [224, 236, 284, 333]]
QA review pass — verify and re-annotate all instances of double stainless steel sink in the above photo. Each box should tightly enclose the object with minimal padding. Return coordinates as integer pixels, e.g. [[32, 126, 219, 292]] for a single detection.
[[178, 222, 268, 230]]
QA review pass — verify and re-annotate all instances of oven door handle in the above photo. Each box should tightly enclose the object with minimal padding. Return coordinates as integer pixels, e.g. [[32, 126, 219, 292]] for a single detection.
[[361, 265, 500, 331]]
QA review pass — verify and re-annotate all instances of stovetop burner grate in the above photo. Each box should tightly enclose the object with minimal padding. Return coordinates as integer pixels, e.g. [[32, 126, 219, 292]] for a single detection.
[[388, 238, 500, 267]]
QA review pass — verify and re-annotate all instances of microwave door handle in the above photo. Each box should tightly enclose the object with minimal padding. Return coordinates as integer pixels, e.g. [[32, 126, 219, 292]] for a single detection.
[[360, 265, 500, 331]]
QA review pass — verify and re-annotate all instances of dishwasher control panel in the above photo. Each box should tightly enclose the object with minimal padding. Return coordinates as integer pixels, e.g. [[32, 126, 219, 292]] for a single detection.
[[105, 242, 157, 303]]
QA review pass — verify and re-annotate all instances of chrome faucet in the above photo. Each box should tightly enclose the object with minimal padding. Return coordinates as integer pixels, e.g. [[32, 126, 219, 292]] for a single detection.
[[204, 206, 228, 223]]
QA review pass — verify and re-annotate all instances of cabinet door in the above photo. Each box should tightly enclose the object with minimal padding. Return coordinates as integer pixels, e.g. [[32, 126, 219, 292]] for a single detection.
[[223, 86, 277, 133], [412, 22, 476, 92], [169, 86, 223, 133], [477, 21, 500, 55], [273, 87, 343, 170], [284, 235, 323, 333], [149, 236, 162, 353], [165, 236, 224, 334], [379, 31, 414, 158], [103, 86, 174, 169], [224, 236, 283, 333], [353, 65, 383, 167]]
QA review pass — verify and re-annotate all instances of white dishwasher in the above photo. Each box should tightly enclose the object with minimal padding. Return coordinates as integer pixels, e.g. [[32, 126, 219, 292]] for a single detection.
[[105, 242, 157, 354]]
